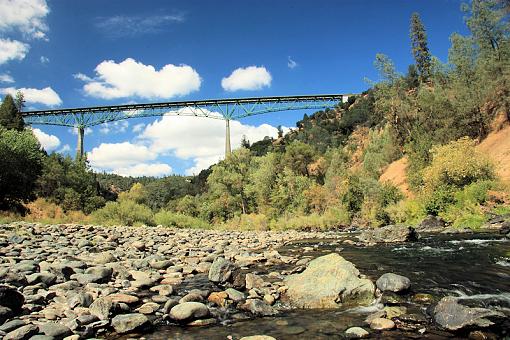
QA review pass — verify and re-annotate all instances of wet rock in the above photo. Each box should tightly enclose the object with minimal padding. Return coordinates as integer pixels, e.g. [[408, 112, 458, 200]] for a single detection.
[[169, 302, 209, 322], [376, 273, 411, 293], [240, 299, 278, 316], [88, 297, 114, 320], [412, 293, 434, 304], [39, 323, 72, 338], [358, 225, 419, 243], [345, 326, 369, 338], [3, 324, 39, 340], [179, 292, 203, 303], [380, 291, 407, 305], [370, 317, 395, 330], [284, 253, 374, 308], [0, 285, 24, 314], [383, 306, 407, 318], [111, 313, 150, 334], [433, 296, 506, 331]]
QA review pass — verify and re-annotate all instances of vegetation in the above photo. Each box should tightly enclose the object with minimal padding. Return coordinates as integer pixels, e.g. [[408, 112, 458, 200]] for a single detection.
[[1, 1, 509, 230]]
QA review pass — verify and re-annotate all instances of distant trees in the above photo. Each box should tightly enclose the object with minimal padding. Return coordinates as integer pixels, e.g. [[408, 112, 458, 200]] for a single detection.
[[410, 13, 432, 82], [0, 94, 25, 131]]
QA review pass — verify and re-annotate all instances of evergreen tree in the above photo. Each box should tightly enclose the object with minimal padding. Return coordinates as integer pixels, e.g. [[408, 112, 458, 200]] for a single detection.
[[0, 94, 25, 131], [410, 12, 432, 82]]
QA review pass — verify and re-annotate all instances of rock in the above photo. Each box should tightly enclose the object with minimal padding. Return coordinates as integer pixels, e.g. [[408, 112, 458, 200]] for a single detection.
[[0, 306, 12, 324], [358, 225, 419, 243], [88, 297, 113, 320], [383, 306, 407, 318], [163, 299, 179, 314], [245, 273, 265, 290], [93, 252, 116, 264], [376, 273, 411, 293], [208, 257, 239, 284], [179, 292, 203, 303], [149, 284, 173, 296], [208, 291, 228, 307], [25, 272, 57, 286], [433, 296, 506, 331], [106, 293, 139, 304], [84, 266, 112, 280], [111, 313, 150, 334], [150, 260, 173, 270], [0, 285, 25, 314], [28, 336, 53, 340], [67, 292, 93, 308], [70, 273, 104, 285], [0, 320, 26, 333], [417, 215, 446, 231], [225, 288, 245, 302], [169, 302, 209, 322], [284, 253, 374, 308], [3, 324, 39, 340], [240, 299, 278, 316], [345, 326, 369, 338], [370, 317, 395, 330], [39, 323, 72, 338], [239, 336, 276, 340], [136, 302, 160, 314], [412, 293, 434, 303], [380, 291, 407, 305]]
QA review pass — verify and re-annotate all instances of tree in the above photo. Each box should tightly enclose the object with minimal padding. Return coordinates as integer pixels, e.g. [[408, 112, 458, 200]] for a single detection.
[[0, 94, 25, 131], [241, 135, 250, 148], [410, 13, 432, 82], [282, 141, 317, 176], [0, 127, 44, 210]]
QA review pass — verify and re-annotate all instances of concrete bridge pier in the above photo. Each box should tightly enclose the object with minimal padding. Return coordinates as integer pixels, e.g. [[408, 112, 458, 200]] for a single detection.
[[225, 119, 231, 157], [76, 126, 84, 160]]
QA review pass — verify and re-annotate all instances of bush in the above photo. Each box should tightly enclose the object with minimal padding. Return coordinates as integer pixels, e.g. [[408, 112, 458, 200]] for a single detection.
[[219, 213, 269, 231], [269, 207, 350, 231], [423, 137, 495, 191], [154, 210, 209, 229], [92, 200, 154, 226], [385, 199, 426, 225], [423, 185, 456, 216]]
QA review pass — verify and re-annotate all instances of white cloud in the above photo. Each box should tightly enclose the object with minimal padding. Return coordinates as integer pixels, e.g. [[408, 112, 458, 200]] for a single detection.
[[115, 163, 172, 177], [132, 123, 145, 133], [69, 126, 93, 135], [58, 144, 70, 153], [77, 58, 201, 100], [0, 0, 49, 39], [287, 56, 298, 69], [221, 66, 272, 92], [0, 86, 61, 106], [0, 38, 29, 64], [139, 108, 283, 175], [0, 73, 14, 83], [40, 55, 49, 63], [73, 73, 93, 82], [99, 120, 129, 134], [88, 142, 158, 169], [31, 127, 60, 151], [95, 13, 185, 38]]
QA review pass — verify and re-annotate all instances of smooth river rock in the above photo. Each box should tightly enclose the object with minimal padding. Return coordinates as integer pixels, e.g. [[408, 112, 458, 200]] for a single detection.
[[111, 313, 150, 334], [376, 273, 411, 293], [169, 302, 209, 322], [284, 253, 375, 308], [358, 225, 419, 243]]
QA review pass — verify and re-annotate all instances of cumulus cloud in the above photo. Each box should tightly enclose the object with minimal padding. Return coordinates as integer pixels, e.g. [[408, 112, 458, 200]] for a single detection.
[[88, 142, 158, 169], [0, 86, 62, 106], [99, 120, 129, 134], [31, 127, 60, 151], [69, 126, 93, 136], [287, 56, 298, 69], [132, 123, 145, 133], [221, 66, 272, 92], [0, 38, 29, 64], [0, 0, 49, 39], [76, 58, 201, 100], [58, 144, 70, 153], [115, 163, 172, 177], [95, 13, 185, 38], [139, 108, 284, 175], [0, 73, 14, 83]]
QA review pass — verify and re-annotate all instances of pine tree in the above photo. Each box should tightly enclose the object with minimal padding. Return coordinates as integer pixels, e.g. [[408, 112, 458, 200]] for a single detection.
[[410, 13, 432, 82], [0, 94, 25, 131]]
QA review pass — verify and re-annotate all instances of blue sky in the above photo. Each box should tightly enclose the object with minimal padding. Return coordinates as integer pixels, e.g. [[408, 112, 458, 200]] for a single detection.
[[0, 0, 470, 176]]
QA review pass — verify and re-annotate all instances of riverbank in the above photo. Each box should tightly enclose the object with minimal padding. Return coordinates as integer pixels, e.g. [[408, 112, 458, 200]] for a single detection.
[[0, 222, 509, 339]]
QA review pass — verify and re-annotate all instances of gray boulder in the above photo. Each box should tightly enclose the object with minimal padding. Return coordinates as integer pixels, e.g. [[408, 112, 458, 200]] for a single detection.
[[284, 253, 374, 308], [169, 302, 209, 322], [358, 225, 419, 243], [3, 324, 38, 340], [208, 257, 240, 284], [434, 296, 506, 331], [111, 313, 150, 334], [376, 273, 411, 293], [39, 322, 72, 338], [88, 297, 114, 320], [417, 215, 446, 231]]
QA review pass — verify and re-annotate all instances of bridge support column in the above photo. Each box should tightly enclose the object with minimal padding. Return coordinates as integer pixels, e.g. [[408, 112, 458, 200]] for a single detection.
[[225, 119, 231, 157], [76, 126, 84, 160]]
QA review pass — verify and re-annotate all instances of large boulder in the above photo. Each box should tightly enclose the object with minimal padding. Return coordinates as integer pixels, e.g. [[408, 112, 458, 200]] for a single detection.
[[111, 313, 150, 334], [0, 285, 24, 314], [417, 215, 446, 231], [169, 302, 209, 322], [358, 225, 419, 243], [283, 253, 375, 308], [376, 273, 411, 293], [433, 296, 506, 331], [208, 257, 243, 287]]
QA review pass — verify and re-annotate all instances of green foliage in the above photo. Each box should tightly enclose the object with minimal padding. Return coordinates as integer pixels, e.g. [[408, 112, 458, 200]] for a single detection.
[[0, 127, 44, 210], [282, 141, 317, 176], [269, 207, 350, 231], [92, 199, 154, 226], [220, 213, 269, 231], [0, 94, 25, 131], [423, 185, 456, 216], [362, 125, 400, 178], [410, 12, 432, 81], [154, 210, 209, 229], [386, 199, 426, 225], [270, 168, 314, 215]]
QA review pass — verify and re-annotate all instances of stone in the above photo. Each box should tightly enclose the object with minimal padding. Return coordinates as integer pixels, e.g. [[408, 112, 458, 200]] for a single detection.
[[163, 299, 179, 314], [169, 302, 209, 322], [39, 323, 72, 338], [84, 266, 112, 280], [105, 293, 139, 305], [225, 288, 245, 302], [70, 273, 104, 285], [93, 252, 116, 264], [433, 296, 506, 331], [0, 285, 25, 314], [0, 306, 12, 324], [239, 336, 276, 340], [88, 297, 113, 320], [150, 260, 173, 270], [284, 253, 374, 308], [208, 257, 239, 284], [179, 292, 203, 303], [358, 225, 419, 243], [67, 292, 93, 308], [0, 320, 26, 333], [28, 336, 53, 340], [412, 293, 434, 303], [3, 324, 39, 340], [245, 273, 265, 290], [370, 318, 395, 330], [240, 299, 278, 316], [417, 215, 446, 231], [149, 284, 173, 296], [345, 326, 369, 338], [25, 272, 57, 286], [111, 313, 150, 334], [383, 306, 407, 318], [376, 273, 411, 293], [208, 291, 228, 307], [136, 302, 160, 314]]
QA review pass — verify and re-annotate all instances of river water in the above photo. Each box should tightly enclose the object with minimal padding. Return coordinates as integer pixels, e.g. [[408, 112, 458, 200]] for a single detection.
[[132, 232, 510, 339]]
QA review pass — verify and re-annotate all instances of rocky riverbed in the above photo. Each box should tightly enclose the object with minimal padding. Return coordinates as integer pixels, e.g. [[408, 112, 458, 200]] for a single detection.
[[0, 222, 509, 340]]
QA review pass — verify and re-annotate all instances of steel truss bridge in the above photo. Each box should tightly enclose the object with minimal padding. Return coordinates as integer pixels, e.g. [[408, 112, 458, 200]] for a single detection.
[[22, 94, 351, 158]]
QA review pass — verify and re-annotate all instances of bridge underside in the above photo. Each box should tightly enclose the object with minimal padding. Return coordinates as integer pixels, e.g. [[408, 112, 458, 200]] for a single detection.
[[22, 94, 350, 158]]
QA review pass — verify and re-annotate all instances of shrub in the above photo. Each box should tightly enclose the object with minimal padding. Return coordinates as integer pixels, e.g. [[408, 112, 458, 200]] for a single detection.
[[269, 207, 350, 231], [92, 200, 154, 226], [154, 210, 209, 229], [385, 199, 426, 225], [423, 185, 456, 216], [423, 137, 495, 191], [219, 213, 269, 231]]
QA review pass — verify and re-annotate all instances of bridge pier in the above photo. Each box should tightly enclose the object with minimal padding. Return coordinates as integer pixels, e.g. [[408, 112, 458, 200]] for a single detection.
[[225, 119, 231, 157], [76, 126, 84, 160]]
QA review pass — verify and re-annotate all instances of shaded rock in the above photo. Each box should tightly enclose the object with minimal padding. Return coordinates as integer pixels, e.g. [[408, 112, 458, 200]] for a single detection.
[[345, 326, 369, 338], [433, 296, 506, 331], [111, 313, 150, 334], [0, 320, 26, 333], [370, 317, 395, 330], [39, 323, 72, 338], [380, 291, 407, 305], [25, 272, 57, 286], [3, 324, 38, 340], [208, 257, 239, 284], [169, 302, 209, 322], [67, 292, 93, 308], [84, 266, 112, 280], [284, 253, 374, 308], [417, 215, 446, 231], [240, 299, 277, 316], [0, 285, 24, 314], [358, 225, 419, 243], [376, 273, 411, 293], [0, 306, 12, 324], [88, 297, 113, 320], [150, 260, 173, 270]]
